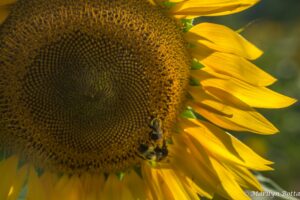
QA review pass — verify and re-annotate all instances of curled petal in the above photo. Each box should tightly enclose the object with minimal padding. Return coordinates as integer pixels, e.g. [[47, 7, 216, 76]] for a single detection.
[[199, 52, 276, 86], [224, 164, 262, 191], [188, 86, 279, 134], [184, 119, 273, 170], [186, 23, 262, 60], [171, 0, 260, 17]]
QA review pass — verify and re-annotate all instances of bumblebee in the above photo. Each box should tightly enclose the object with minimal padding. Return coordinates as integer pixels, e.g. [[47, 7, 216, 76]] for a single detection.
[[149, 118, 163, 141], [153, 140, 168, 161], [137, 140, 168, 162], [137, 144, 156, 161], [137, 117, 168, 162]]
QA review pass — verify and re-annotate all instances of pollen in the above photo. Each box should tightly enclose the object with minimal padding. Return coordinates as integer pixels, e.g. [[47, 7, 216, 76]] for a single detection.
[[0, 0, 191, 173]]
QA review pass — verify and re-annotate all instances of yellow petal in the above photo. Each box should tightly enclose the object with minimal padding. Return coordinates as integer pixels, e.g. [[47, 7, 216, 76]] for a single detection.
[[0, 6, 9, 24], [188, 86, 279, 134], [0, 156, 18, 200], [189, 42, 214, 61], [124, 171, 150, 200], [39, 172, 58, 199], [185, 120, 273, 170], [182, 176, 213, 199], [209, 158, 251, 200], [171, 0, 259, 17], [142, 165, 173, 200], [158, 169, 191, 200], [172, 134, 218, 198], [51, 175, 84, 200], [169, 0, 185, 2], [27, 167, 47, 200], [173, 128, 265, 199], [174, 133, 248, 199], [199, 52, 276, 86], [0, 0, 15, 25], [50, 175, 68, 200], [195, 70, 297, 108], [191, 101, 278, 134], [102, 175, 133, 200], [225, 164, 262, 191], [7, 165, 29, 200], [186, 23, 262, 60], [0, 0, 16, 6], [81, 173, 104, 200]]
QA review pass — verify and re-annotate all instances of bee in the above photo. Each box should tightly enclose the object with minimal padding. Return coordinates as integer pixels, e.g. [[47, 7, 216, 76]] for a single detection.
[[137, 143, 157, 161], [137, 117, 169, 162], [154, 140, 168, 161], [137, 140, 168, 162], [149, 118, 163, 141]]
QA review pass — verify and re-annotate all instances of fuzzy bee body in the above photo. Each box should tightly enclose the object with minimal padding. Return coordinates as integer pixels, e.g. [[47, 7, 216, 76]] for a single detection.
[[137, 117, 169, 162], [154, 140, 168, 161], [137, 144, 157, 161], [137, 140, 168, 162], [149, 118, 163, 141]]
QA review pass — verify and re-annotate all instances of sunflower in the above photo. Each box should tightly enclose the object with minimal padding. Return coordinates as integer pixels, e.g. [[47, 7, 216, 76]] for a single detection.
[[0, 0, 296, 199]]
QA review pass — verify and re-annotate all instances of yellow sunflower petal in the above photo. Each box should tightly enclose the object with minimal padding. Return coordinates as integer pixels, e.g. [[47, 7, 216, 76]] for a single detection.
[[182, 176, 213, 199], [0, 156, 18, 200], [7, 165, 29, 200], [171, 0, 259, 17], [0, 0, 15, 24], [50, 175, 69, 200], [27, 167, 47, 200], [188, 86, 279, 134], [194, 70, 297, 108], [124, 171, 150, 200], [158, 169, 191, 200], [0, 0, 16, 6], [186, 23, 262, 60], [169, 0, 185, 2], [142, 165, 174, 200], [171, 137, 216, 199], [190, 42, 214, 61], [225, 164, 262, 191], [209, 158, 251, 200], [173, 133, 252, 199], [81, 173, 104, 200], [199, 52, 276, 86], [102, 175, 133, 200], [51, 175, 84, 200], [39, 172, 58, 198], [185, 120, 273, 170], [0, 6, 10, 24], [191, 101, 278, 134]]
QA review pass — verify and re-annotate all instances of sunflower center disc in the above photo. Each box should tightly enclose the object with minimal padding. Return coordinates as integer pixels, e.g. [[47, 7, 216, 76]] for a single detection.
[[0, 0, 190, 173]]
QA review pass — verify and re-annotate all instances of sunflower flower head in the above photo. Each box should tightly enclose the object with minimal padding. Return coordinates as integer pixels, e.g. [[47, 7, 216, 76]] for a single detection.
[[0, 0, 296, 199]]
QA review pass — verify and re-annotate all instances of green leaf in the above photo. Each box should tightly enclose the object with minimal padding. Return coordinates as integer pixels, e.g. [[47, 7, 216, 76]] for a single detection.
[[191, 60, 204, 70], [181, 108, 197, 119], [181, 19, 194, 33], [189, 77, 200, 86], [116, 172, 125, 181]]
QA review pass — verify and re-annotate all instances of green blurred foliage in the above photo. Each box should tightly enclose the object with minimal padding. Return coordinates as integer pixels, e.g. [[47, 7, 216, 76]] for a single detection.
[[196, 0, 300, 192]]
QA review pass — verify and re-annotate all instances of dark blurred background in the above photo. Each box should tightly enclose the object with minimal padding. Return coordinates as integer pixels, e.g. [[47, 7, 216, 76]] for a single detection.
[[197, 0, 300, 192]]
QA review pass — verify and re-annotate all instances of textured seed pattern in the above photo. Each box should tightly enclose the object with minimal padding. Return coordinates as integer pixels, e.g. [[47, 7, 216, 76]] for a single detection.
[[0, 0, 191, 173]]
